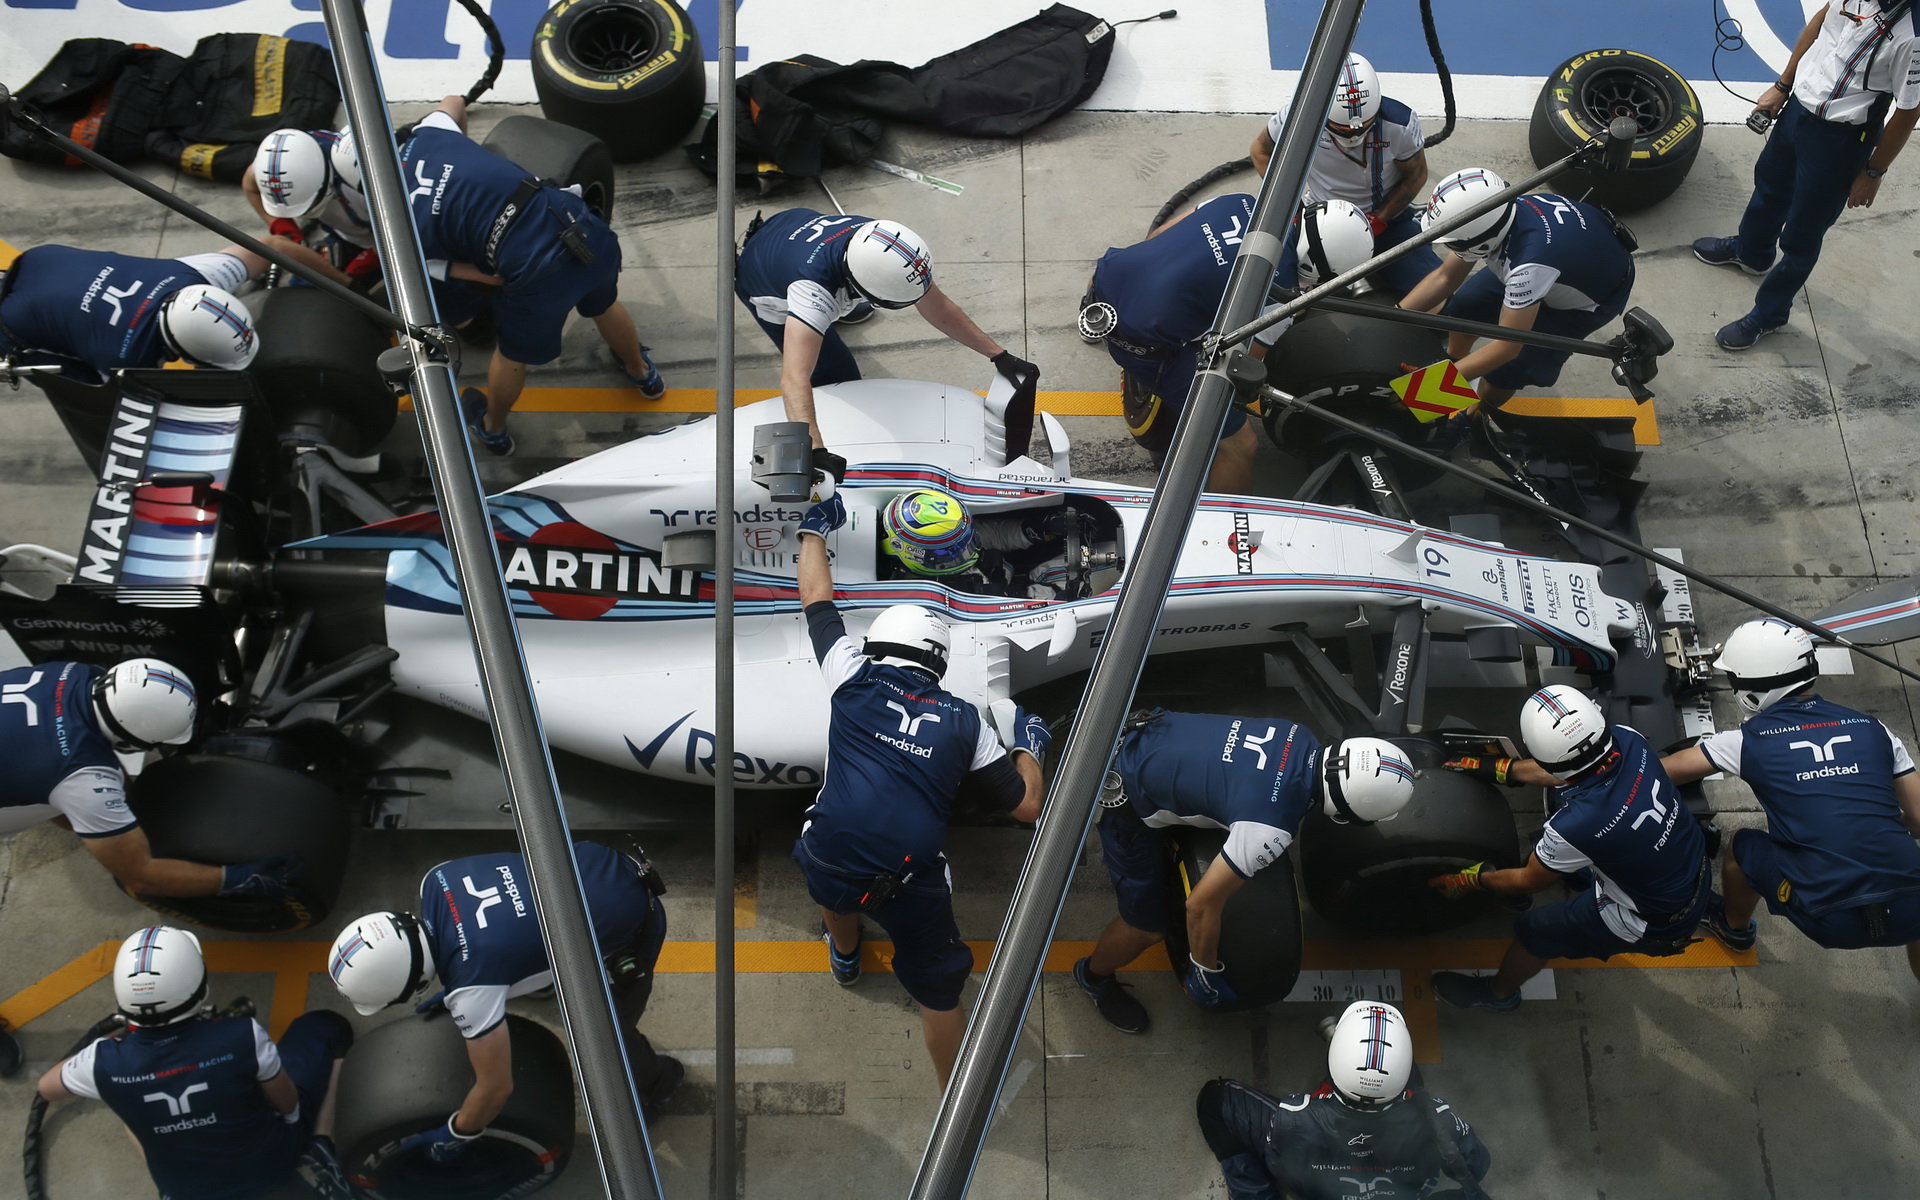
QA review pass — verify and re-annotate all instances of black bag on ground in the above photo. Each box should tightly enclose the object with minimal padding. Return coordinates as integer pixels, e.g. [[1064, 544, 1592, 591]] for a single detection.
[[0, 38, 183, 168], [144, 33, 340, 181]]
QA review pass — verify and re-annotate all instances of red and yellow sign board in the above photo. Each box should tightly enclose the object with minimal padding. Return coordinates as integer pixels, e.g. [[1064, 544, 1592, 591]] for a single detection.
[[1391, 358, 1480, 422]]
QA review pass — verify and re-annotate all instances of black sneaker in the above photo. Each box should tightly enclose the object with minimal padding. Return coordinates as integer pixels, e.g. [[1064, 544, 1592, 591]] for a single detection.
[[642, 1054, 687, 1123], [1700, 898, 1758, 952], [296, 1135, 353, 1200], [824, 923, 862, 986], [618, 346, 667, 400], [1072, 956, 1150, 1034], [1432, 972, 1521, 1013], [838, 299, 875, 325]]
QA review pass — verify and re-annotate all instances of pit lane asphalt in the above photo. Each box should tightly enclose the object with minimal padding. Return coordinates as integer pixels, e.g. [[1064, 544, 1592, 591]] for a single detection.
[[3, 104, 1918, 1199]]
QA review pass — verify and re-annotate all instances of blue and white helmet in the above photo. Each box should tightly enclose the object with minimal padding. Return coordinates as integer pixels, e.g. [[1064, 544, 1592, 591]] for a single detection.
[[157, 285, 258, 370], [1423, 168, 1515, 263], [251, 128, 334, 219], [328, 911, 434, 1016], [1325, 52, 1383, 148], [114, 926, 208, 1027], [1321, 737, 1415, 824], [1715, 619, 1818, 712], [92, 658, 197, 751], [1520, 684, 1615, 781], [845, 219, 933, 309], [1326, 1000, 1412, 1106]]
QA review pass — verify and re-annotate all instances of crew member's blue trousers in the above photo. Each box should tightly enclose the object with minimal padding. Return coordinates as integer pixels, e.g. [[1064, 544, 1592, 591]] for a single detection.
[[1736, 96, 1879, 327]]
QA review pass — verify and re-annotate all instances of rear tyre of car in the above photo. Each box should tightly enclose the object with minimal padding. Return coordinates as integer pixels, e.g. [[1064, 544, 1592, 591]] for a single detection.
[[1529, 49, 1702, 212], [531, 0, 706, 163], [1264, 310, 1449, 488], [334, 1014, 577, 1200], [482, 115, 617, 221], [1163, 828, 1303, 1009], [248, 288, 395, 456]]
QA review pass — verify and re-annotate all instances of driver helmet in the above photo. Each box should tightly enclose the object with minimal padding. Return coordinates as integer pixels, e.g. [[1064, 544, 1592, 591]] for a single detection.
[[1295, 198, 1375, 287], [1326, 1000, 1413, 1106], [114, 926, 209, 1028], [251, 129, 335, 219], [327, 912, 435, 1016], [92, 658, 197, 752], [1320, 737, 1415, 824], [1519, 684, 1616, 782], [1422, 168, 1515, 264], [883, 487, 979, 576], [157, 285, 258, 370], [864, 604, 953, 679], [1325, 53, 1384, 150], [1714, 619, 1818, 713], [844, 219, 933, 309]]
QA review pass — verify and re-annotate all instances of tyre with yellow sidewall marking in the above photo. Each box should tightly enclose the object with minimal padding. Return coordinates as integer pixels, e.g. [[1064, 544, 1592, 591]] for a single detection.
[[531, 0, 705, 163], [1528, 48, 1702, 212]]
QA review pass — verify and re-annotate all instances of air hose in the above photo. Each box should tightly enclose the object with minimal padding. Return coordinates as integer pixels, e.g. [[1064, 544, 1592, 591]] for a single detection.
[[22, 1015, 123, 1200], [454, 0, 507, 106]]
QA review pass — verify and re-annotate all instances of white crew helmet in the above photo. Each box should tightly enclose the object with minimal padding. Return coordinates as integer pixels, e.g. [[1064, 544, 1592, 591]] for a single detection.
[[1715, 619, 1818, 713], [114, 926, 209, 1027], [328, 911, 435, 1016], [1520, 684, 1616, 782], [844, 219, 933, 309], [1320, 737, 1416, 824], [92, 658, 197, 752], [1325, 52, 1384, 148], [251, 129, 335, 219], [863, 604, 952, 679], [1423, 168, 1515, 264], [329, 127, 362, 192], [157, 285, 258, 370], [1326, 1000, 1413, 1106], [1295, 198, 1375, 287]]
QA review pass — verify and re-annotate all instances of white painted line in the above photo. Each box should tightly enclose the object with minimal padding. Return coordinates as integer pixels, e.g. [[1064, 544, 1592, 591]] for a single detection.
[[674, 1048, 797, 1067]]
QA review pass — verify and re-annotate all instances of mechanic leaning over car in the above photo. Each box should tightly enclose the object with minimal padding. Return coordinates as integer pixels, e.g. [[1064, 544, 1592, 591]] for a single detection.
[[1691, 2, 1920, 351], [1249, 51, 1442, 299], [1081, 194, 1373, 494], [1073, 709, 1414, 1033], [1428, 685, 1712, 1011], [1197, 1001, 1492, 1200], [791, 492, 1045, 1089], [735, 207, 1038, 481], [0, 658, 300, 902], [1660, 619, 1920, 981], [327, 840, 684, 1156], [38, 925, 356, 1200], [359, 95, 666, 457], [1397, 168, 1636, 420]]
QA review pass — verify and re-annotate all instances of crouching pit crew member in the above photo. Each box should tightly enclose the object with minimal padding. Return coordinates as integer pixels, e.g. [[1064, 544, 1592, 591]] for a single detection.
[[1074, 711, 1414, 1032], [1661, 619, 1920, 981], [1430, 685, 1711, 1011], [0, 658, 298, 901], [791, 492, 1045, 1089], [39, 925, 356, 1200], [327, 840, 683, 1155], [1197, 1001, 1491, 1199]]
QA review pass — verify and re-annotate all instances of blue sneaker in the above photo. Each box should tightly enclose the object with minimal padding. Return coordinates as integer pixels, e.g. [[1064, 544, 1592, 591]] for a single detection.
[[1700, 897, 1758, 952], [1691, 236, 1769, 277], [460, 387, 515, 456], [824, 924, 861, 986], [622, 346, 666, 400], [297, 1135, 353, 1200], [1715, 315, 1783, 352], [1431, 972, 1522, 1013], [838, 299, 875, 325]]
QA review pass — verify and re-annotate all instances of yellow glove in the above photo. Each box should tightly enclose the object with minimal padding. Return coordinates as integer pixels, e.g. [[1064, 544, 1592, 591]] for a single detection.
[[1431, 862, 1489, 899], [1444, 755, 1517, 787]]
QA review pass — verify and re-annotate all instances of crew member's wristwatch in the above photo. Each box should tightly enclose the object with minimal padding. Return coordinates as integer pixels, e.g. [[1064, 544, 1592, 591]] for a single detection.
[[1865, 166, 1888, 179]]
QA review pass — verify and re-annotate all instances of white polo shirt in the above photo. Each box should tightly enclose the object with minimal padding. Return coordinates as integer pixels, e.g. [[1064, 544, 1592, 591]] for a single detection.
[[1793, 2, 1920, 124], [1264, 96, 1425, 213]]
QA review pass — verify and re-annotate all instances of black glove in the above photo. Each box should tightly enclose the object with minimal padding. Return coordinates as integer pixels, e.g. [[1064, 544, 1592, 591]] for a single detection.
[[990, 351, 1039, 389], [811, 446, 848, 486], [218, 855, 301, 899]]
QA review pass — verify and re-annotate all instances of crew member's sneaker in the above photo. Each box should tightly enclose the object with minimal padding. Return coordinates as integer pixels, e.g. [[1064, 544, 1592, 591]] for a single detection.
[[642, 1054, 687, 1123], [1700, 898, 1758, 952], [1715, 315, 1783, 352], [1690, 237, 1770, 277], [824, 923, 862, 986], [1073, 956, 1150, 1034], [622, 346, 667, 400], [296, 1135, 354, 1200], [838, 299, 875, 325], [460, 387, 515, 456], [1431, 972, 1522, 1013]]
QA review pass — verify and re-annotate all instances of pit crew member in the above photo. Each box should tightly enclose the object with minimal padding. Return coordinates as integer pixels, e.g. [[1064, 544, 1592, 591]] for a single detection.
[[38, 925, 355, 1200], [1692, 2, 1920, 350], [792, 492, 1045, 1089], [877, 486, 1100, 600], [0, 659, 298, 901], [1073, 710, 1414, 1033], [1197, 1001, 1491, 1199], [244, 128, 367, 285], [1660, 619, 1920, 981], [1397, 168, 1636, 418], [1430, 685, 1711, 1011], [326, 840, 683, 1153], [1250, 51, 1441, 298]]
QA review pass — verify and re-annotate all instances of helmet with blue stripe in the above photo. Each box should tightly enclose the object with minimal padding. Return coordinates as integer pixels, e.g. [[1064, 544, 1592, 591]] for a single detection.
[[1519, 684, 1615, 781], [92, 657, 198, 752], [1324, 52, 1383, 150], [157, 284, 258, 370], [1326, 1000, 1412, 1106], [1320, 737, 1415, 824], [114, 925, 207, 1027], [251, 128, 335, 219], [327, 911, 434, 1016], [1422, 167, 1515, 264], [845, 219, 933, 309], [883, 488, 979, 577]]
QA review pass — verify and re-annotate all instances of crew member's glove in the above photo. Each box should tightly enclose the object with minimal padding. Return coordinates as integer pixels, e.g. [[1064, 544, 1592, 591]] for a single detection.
[[1365, 210, 1389, 237], [1013, 706, 1052, 759], [1182, 956, 1239, 1011], [810, 446, 848, 486], [798, 494, 846, 541], [1430, 862, 1489, 899], [269, 218, 304, 243], [990, 350, 1039, 389], [1444, 755, 1518, 787], [344, 248, 381, 280], [219, 856, 302, 899], [398, 1114, 482, 1163]]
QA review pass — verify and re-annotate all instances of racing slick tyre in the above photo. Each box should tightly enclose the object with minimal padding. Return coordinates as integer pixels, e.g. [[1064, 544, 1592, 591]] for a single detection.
[[334, 1014, 577, 1200], [482, 115, 617, 221], [1529, 49, 1702, 212], [1163, 828, 1303, 1009], [1263, 310, 1448, 488], [247, 287, 396, 456], [1296, 737, 1523, 936], [120, 754, 353, 933], [531, 0, 705, 163]]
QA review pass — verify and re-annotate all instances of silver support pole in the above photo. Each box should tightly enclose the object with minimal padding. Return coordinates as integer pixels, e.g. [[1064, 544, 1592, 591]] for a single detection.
[[317, 4, 663, 1197], [906, 3, 1369, 1197], [712, 0, 741, 1195]]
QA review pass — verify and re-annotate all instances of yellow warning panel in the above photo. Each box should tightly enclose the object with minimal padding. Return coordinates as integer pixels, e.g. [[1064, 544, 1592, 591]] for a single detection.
[[1392, 359, 1480, 422]]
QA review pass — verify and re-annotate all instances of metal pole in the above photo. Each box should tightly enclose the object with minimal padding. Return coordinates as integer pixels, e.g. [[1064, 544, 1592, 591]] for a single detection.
[[1278, 289, 1625, 359], [712, 0, 741, 1194], [316, 4, 663, 1197], [907, 4, 1369, 1197]]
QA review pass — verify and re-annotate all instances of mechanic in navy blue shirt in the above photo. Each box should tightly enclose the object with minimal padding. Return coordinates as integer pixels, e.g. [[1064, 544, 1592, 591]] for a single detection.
[[791, 493, 1044, 1089], [1429, 685, 1710, 1011], [1073, 711, 1414, 1032], [1661, 619, 1920, 981], [1398, 168, 1636, 417], [326, 841, 682, 1159], [39, 924, 355, 1200], [1, 659, 296, 901]]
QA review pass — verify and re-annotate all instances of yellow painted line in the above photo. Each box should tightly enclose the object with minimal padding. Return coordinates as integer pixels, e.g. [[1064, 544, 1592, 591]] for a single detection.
[[0, 237, 18, 271], [0, 941, 119, 1031], [1503, 394, 1659, 445]]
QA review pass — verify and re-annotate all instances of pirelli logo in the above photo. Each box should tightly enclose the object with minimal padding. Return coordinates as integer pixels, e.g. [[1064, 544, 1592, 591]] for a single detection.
[[1651, 114, 1698, 156]]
